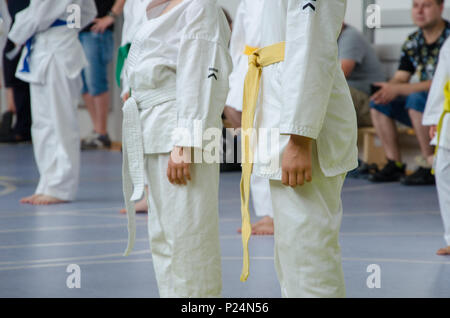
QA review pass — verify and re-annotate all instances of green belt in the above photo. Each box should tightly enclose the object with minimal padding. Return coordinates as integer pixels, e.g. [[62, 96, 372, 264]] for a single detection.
[[116, 43, 132, 87]]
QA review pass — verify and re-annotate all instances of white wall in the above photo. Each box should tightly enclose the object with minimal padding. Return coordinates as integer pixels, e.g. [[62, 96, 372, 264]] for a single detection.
[[345, 0, 364, 31]]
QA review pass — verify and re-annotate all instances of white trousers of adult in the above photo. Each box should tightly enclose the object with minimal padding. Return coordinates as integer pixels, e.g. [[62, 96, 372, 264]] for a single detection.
[[435, 146, 450, 246], [145, 153, 222, 297], [30, 60, 81, 201], [267, 144, 346, 298]]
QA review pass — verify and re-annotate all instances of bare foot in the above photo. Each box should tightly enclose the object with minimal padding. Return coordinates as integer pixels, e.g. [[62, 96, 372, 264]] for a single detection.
[[30, 195, 68, 205], [119, 197, 148, 214], [237, 216, 274, 236], [20, 194, 41, 204], [436, 246, 450, 255]]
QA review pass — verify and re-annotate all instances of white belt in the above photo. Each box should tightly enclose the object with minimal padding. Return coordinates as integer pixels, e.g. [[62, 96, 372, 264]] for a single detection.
[[122, 86, 176, 256]]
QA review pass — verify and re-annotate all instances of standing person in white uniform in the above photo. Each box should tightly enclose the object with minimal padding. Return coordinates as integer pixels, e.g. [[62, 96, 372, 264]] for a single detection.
[[122, 0, 232, 297], [239, 0, 358, 297], [118, 0, 152, 214], [423, 38, 450, 255], [8, 0, 97, 205], [118, 0, 151, 98], [225, 0, 275, 236], [0, 0, 10, 64]]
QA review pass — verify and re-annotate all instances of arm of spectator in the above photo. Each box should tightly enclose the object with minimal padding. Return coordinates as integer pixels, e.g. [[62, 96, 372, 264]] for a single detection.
[[91, 0, 125, 34], [394, 80, 432, 96], [341, 59, 356, 78], [370, 70, 416, 104], [111, 0, 126, 16], [389, 70, 412, 84], [371, 79, 431, 105]]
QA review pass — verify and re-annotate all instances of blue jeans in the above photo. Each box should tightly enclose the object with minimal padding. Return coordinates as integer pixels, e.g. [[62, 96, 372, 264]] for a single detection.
[[79, 30, 114, 96], [369, 91, 428, 127]]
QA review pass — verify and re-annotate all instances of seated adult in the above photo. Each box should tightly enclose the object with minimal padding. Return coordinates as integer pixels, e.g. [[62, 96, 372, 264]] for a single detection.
[[369, 0, 450, 185], [339, 23, 386, 127]]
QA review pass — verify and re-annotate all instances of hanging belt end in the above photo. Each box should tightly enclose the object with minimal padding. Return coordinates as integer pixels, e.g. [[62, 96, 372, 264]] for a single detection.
[[240, 270, 249, 282], [123, 233, 136, 256], [130, 185, 144, 202]]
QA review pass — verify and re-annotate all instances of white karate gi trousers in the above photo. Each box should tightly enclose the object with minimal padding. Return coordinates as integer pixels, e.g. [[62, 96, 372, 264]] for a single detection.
[[251, 174, 274, 218], [30, 60, 81, 201], [144, 153, 222, 297], [435, 146, 450, 246], [268, 143, 346, 298]]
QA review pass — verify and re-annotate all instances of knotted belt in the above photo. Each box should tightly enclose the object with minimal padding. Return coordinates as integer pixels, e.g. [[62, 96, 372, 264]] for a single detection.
[[20, 19, 67, 73], [239, 42, 285, 282], [122, 95, 145, 256]]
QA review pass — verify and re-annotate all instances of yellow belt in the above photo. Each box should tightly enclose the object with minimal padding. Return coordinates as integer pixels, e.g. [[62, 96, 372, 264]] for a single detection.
[[239, 42, 285, 282], [244, 45, 259, 56], [433, 81, 450, 172]]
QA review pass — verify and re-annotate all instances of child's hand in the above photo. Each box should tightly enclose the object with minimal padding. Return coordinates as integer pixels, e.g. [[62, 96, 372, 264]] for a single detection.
[[429, 125, 437, 140], [167, 146, 192, 185], [281, 135, 313, 187]]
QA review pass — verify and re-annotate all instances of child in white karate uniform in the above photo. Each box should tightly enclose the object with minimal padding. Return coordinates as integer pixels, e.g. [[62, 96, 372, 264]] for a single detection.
[[8, 0, 97, 205], [238, 0, 358, 297], [122, 0, 232, 297], [423, 38, 450, 255]]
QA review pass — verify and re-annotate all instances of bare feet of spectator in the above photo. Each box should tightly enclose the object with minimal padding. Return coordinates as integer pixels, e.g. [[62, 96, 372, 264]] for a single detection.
[[119, 197, 148, 214], [436, 246, 450, 255], [20, 194, 67, 205], [238, 216, 274, 235]]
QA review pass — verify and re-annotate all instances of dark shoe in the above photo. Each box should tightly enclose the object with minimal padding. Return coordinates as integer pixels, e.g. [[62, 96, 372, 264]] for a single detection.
[[368, 159, 406, 182], [81, 133, 111, 150], [347, 160, 379, 179], [400, 167, 435, 186], [0, 111, 14, 136], [0, 133, 31, 143]]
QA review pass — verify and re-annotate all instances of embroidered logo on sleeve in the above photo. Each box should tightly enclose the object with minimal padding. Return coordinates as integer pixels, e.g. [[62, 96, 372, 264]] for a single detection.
[[302, 0, 317, 12], [208, 67, 218, 80]]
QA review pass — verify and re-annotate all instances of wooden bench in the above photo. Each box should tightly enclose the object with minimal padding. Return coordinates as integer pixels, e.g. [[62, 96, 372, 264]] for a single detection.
[[358, 126, 416, 167]]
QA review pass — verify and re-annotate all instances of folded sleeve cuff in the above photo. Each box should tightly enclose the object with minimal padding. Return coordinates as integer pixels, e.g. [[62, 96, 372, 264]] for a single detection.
[[172, 117, 207, 149], [279, 124, 320, 140]]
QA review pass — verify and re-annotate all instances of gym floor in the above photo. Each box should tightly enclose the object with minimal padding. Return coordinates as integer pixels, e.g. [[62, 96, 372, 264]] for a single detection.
[[0, 143, 449, 298]]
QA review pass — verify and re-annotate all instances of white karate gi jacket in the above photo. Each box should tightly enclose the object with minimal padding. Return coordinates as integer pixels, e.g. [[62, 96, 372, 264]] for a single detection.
[[254, 0, 358, 179], [125, 0, 232, 153], [423, 38, 450, 150], [225, 0, 264, 112], [122, 0, 151, 46], [120, 0, 151, 96], [8, 0, 97, 85], [122, 0, 232, 255]]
